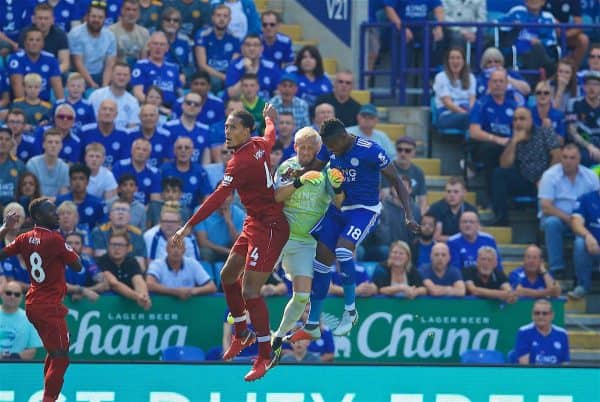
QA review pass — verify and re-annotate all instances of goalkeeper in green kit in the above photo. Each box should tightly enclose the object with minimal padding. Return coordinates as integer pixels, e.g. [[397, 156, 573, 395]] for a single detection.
[[268, 126, 344, 368]]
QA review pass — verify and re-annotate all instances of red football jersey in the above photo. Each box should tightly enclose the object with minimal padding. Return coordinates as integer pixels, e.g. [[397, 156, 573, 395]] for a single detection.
[[3, 227, 79, 305], [189, 118, 284, 225]]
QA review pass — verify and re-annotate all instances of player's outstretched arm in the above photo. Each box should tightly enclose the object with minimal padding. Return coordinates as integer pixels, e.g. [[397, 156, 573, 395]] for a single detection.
[[262, 103, 278, 147], [381, 164, 420, 233], [172, 183, 234, 248]]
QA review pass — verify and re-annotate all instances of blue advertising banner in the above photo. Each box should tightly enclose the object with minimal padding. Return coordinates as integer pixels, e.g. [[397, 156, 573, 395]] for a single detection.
[[1, 363, 599, 402], [296, 0, 352, 45]]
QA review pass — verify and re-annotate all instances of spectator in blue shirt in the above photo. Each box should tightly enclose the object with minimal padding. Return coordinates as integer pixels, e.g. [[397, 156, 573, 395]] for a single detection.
[[509, 244, 561, 298], [538, 143, 600, 274], [384, 0, 445, 65], [499, 0, 559, 78], [163, 0, 211, 39], [112, 138, 162, 204], [127, 104, 171, 168], [79, 99, 131, 169], [475, 48, 531, 101], [469, 68, 519, 201], [530, 80, 566, 141], [8, 27, 64, 101], [419, 242, 466, 297], [515, 299, 570, 365], [56, 73, 96, 134], [194, 4, 241, 92], [131, 31, 182, 107], [193, 188, 244, 263], [225, 33, 281, 100], [260, 11, 294, 68], [448, 211, 503, 271], [160, 7, 195, 79], [286, 45, 333, 107], [0, 0, 35, 46], [34, 104, 83, 164], [411, 214, 436, 269], [570, 189, 600, 299], [56, 164, 107, 233], [566, 71, 600, 167], [64, 232, 109, 302]]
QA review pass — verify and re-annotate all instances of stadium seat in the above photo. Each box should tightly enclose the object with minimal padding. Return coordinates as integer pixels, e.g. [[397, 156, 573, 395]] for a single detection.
[[205, 346, 223, 361], [375, 123, 405, 141], [280, 24, 303, 41], [161, 346, 205, 362], [507, 349, 518, 364], [323, 58, 337, 76], [412, 158, 441, 176], [460, 349, 505, 364], [351, 90, 371, 105]]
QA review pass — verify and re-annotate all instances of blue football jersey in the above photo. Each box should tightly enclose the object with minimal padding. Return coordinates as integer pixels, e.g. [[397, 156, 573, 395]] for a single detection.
[[7, 50, 61, 101], [112, 158, 161, 204], [194, 28, 240, 73], [164, 119, 212, 163], [79, 123, 131, 169], [126, 127, 172, 168], [329, 136, 390, 208], [160, 161, 212, 208], [131, 59, 182, 107]]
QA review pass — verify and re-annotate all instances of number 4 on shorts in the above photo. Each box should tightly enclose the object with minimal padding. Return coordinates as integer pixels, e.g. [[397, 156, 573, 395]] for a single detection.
[[249, 247, 259, 267]]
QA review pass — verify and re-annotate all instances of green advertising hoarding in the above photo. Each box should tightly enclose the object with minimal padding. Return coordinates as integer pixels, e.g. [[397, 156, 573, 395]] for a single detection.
[[1, 363, 598, 402], [61, 295, 564, 362]]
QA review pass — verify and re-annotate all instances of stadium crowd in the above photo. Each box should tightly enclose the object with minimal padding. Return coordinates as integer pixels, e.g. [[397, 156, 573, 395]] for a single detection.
[[0, 0, 597, 365]]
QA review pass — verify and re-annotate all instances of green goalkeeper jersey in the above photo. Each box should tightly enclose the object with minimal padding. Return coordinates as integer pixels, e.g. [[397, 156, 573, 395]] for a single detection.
[[274, 156, 333, 243]]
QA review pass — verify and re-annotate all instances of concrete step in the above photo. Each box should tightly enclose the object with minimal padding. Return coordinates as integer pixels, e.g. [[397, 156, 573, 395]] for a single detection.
[[566, 313, 600, 327], [413, 158, 441, 176], [376, 123, 405, 141], [427, 190, 476, 206], [570, 348, 600, 362], [498, 244, 528, 258], [568, 330, 600, 349], [323, 58, 337, 76], [425, 175, 451, 189], [503, 260, 521, 274], [351, 90, 371, 105], [293, 39, 319, 49], [566, 298, 587, 313], [280, 24, 303, 41]]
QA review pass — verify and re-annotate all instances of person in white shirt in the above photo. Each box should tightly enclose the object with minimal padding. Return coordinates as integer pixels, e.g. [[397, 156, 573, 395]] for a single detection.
[[85, 142, 118, 201], [88, 62, 141, 130], [146, 240, 217, 299]]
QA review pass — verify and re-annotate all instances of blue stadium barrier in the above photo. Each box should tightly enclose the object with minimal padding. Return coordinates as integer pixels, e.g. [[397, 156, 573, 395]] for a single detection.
[[359, 20, 598, 105], [460, 349, 506, 364], [160, 346, 206, 362]]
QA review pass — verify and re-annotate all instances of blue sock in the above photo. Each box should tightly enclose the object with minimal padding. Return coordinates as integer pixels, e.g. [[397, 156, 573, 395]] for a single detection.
[[336, 248, 356, 311], [306, 261, 331, 328]]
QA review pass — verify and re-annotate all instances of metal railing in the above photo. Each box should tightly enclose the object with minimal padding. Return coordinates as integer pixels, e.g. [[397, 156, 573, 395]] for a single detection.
[[359, 21, 599, 105]]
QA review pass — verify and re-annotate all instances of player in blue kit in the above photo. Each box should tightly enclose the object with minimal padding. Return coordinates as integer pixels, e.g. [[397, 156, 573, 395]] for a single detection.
[[289, 118, 420, 340]]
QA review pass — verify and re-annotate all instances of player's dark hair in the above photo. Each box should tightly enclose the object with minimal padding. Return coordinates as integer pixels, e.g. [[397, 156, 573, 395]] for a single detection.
[[28, 197, 50, 220], [319, 118, 346, 139], [230, 109, 255, 130], [162, 176, 183, 191], [117, 173, 137, 186], [190, 70, 211, 83], [69, 163, 91, 180]]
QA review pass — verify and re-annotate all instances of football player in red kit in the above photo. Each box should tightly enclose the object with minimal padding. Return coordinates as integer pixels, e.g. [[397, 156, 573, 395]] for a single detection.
[[0, 198, 82, 402], [172, 104, 289, 381]]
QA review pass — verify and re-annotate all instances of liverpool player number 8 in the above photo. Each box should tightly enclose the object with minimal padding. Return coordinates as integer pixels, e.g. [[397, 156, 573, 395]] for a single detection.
[[30, 251, 46, 283]]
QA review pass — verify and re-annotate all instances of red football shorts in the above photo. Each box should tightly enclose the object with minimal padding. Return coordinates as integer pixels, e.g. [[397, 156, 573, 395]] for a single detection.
[[232, 215, 289, 273], [26, 304, 70, 352]]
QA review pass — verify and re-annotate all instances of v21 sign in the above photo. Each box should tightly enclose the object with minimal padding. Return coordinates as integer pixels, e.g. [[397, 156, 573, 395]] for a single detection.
[[297, 0, 352, 46]]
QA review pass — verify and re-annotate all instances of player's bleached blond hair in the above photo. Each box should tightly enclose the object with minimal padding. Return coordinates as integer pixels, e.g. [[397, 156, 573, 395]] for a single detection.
[[3, 202, 25, 219], [23, 73, 42, 86], [294, 127, 322, 148]]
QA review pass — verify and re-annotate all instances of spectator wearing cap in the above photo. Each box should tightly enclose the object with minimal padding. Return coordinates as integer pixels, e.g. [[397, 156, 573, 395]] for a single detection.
[[566, 71, 600, 167], [347, 103, 396, 160], [269, 74, 310, 130], [315, 70, 361, 127], [384, 136, 427, 214]]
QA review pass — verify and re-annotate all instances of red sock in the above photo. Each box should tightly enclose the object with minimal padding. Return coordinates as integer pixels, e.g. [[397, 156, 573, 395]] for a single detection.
[[246, 297, 271, 359], [222, 279, 247, 336], [44, 354, 69, 401]]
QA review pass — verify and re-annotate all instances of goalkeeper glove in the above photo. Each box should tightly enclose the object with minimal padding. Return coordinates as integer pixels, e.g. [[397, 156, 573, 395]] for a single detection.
[[327, 168, 344, 193], [293, 171, 324, 188]]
